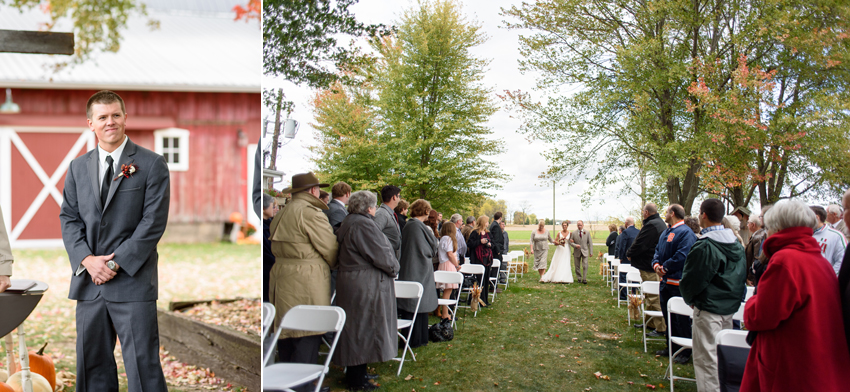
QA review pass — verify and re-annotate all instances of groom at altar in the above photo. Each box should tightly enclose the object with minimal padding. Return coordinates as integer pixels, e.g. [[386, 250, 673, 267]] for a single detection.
[[569, 220, 593, 284], [60, 90, 170, 392]]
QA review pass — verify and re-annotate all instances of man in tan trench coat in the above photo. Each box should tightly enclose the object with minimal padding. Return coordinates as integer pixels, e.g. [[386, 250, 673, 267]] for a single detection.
[[268, 172, 338, 382]]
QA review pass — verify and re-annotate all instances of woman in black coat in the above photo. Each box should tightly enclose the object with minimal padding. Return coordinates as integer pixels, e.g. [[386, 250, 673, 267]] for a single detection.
[[466, 215, 494, 306], [605, 224, 618, 256]]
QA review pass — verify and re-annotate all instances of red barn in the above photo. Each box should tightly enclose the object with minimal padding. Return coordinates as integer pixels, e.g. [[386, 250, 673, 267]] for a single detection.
[[0, 1, 262, 247]]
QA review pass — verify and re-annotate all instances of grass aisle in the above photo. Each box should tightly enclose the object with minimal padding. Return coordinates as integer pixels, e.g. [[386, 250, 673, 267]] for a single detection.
[[323, 239, 697, 391]]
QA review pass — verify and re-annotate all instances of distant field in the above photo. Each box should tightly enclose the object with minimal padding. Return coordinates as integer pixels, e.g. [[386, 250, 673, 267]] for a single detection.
[[507, 229, 611, 245]]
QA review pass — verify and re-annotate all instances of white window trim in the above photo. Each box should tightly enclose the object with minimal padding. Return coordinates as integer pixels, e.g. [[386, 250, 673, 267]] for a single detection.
[[153, 128, 190, 171]]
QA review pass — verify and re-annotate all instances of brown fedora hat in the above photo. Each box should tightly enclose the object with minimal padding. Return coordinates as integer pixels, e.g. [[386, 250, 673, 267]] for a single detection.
[[280, 172, 329, 194]]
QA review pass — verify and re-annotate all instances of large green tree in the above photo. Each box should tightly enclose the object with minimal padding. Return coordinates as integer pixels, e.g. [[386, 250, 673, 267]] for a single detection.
[[310, 0, 507, 213], [503, 0, 850, 214], [262, 0, 385, 87]]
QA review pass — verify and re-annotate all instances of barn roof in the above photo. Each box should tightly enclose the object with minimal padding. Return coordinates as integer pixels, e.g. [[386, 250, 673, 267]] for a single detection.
[[0, 0, 260, 92]]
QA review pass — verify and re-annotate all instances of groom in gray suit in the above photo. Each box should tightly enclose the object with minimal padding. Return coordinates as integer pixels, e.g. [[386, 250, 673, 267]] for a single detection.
[[60, 90, 170, 392]]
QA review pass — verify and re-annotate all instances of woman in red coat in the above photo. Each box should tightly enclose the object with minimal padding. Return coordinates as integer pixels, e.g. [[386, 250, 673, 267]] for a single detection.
[[741, 200, 850, 392]]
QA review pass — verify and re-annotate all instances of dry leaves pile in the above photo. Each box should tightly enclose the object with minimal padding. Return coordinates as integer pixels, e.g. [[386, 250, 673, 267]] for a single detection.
[[161, 348, 236, 390], [180, 299, 261, 336]]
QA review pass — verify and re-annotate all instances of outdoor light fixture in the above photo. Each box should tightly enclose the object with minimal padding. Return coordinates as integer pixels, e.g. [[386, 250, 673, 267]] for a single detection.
[[0, 88, 20, 114], [236, 128, 249, 147], [283, 119, 299, 139]]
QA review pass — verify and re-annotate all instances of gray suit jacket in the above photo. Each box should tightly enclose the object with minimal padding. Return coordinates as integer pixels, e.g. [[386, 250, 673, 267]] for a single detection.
[[324, 199, 348, 232], [569, 229, 593, 258], [374, 204, 401, 259], [60, 138, 170, 302]]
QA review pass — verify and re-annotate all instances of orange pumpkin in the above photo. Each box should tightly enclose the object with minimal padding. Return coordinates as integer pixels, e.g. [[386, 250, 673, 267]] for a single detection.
[[27, 343, 55, 391], [0, 382, 13, 392]]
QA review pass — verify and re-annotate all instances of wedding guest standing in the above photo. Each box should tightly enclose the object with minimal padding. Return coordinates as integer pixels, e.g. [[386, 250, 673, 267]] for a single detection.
[[262, 194, 278, 302], [374, 185, 402, 260], [334, 191, 399, 391], [269, 172, 338, 375], [530, 219, 554, 281], [605, 224, 618, 256], [741, 199, 850, 392], [324, 181, 351, 232], [395, 199, 410, 232], [426, 210, 440, 237], [398, 199, 439, 348], [436, 223, 460, 321], [0, 206, 12, 293], [468, 215, 497, 305], [319, 190, 330, 205]]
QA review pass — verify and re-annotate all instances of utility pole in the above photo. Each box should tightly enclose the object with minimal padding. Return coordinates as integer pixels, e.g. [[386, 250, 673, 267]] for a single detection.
[[267, 88, 283, 189]]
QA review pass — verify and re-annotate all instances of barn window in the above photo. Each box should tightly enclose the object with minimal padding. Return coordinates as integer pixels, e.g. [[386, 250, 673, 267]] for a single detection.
[[153, 128, 190, 171]]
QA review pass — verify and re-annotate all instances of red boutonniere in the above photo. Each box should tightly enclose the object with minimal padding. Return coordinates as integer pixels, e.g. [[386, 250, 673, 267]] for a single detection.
[[113, 163, 139, 181]]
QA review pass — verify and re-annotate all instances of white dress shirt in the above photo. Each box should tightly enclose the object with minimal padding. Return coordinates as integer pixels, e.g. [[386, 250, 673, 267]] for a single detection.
[[98, 135, 129, 186]]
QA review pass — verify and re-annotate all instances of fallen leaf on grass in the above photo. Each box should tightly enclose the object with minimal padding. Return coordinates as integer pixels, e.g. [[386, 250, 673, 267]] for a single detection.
[[560, 355, 566, 358], [640, 374, 648, 378], [405, 375, 414, 381], [646, 384, 657, 389], [434, 382, 441, 385]]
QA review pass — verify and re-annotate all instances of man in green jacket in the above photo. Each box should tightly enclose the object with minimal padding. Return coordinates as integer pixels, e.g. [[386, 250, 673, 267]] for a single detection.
[[681, 199, 747, 392]]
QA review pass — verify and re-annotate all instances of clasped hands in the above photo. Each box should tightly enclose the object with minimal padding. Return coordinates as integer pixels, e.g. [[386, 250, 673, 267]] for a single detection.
[[82, 253, 120, 285]]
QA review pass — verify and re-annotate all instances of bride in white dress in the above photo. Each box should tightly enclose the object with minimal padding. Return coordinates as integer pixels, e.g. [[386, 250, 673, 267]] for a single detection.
[[541, 221, 574, 283]]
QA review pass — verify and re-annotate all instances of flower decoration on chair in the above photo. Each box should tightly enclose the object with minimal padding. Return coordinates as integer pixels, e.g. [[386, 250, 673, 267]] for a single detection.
[[113, 163, 139, 181]]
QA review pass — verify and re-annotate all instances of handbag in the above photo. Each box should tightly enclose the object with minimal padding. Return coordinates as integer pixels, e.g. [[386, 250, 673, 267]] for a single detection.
[[475, 232, 493, 267], [428, 318, 454, 342]]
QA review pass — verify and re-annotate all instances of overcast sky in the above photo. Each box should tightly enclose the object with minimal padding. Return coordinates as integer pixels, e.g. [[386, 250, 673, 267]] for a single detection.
[[263, 0, 642, 221]]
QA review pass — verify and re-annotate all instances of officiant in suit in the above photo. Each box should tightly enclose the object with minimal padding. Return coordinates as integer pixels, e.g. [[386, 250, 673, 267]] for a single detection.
[[60, 90, 170, 392], [0, 206, 12, 293], [569, 220, 593, 284]]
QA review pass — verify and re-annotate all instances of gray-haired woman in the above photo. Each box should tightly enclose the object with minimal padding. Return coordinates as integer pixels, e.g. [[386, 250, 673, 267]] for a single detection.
[[334, 191, 400, 391]]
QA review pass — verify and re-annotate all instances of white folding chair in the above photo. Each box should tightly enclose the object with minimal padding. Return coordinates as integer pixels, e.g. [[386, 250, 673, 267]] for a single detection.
[[499, 255, 512, 289], [617, 264, 635, 308], [508, 251, 525, 280], [667, 297, 695, 391], [716, 330, 750, 392], [623, 270, 642, 323], [609, 258, 621, 295], [458, 264, 486, 317], [393, 281, 423, 376], [488, 260, 501, 302], [263, 305, 346, 392], [434, 271, 463, 328], [744, 286, 755, 302], [639, 281, 665, 352], [262, 303, 276, 366]]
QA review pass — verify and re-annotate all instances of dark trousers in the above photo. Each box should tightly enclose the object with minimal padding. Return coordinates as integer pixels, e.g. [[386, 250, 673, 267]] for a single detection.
[[277, 335, 322, 364], [277, 335, 323, 392], [397, 309, 429, 348], [659, 284, 692, 357], [76, 295, 167, 392], [345, 363, 368, 388]]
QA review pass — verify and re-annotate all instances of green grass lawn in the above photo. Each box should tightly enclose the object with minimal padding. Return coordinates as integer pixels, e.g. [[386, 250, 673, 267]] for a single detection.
[[320, 243, 696, 392], [3, 243, 260, 392]]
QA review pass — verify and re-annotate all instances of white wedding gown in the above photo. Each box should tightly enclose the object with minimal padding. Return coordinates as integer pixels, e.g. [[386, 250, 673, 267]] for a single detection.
[[541, 233, 574, 283]]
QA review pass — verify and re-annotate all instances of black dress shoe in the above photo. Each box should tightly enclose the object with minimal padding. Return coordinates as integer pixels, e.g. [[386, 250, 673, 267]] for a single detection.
[[633, 324, 645, 329], [647, 330, 666, 338], [655, 348, 669, 357], [582, 280, 588, 284], [673, 354, 690, 364], [365, 373, 379, 381]]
